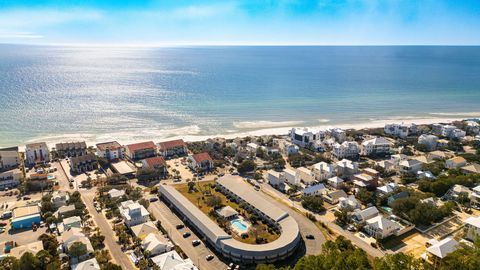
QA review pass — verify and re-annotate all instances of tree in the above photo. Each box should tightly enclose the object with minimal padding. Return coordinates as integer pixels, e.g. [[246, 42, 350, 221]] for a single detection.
[[68, 241, 88, 261], [138, 259, 149, 270], [35, 250, 55, 270], [101, 262, 123, 270], [39, 233, 59, 256], [206, 196, 222, 208], [19, 252, 40, 270], [138, 198, 150, 209], [334, 208, 351, 227], [95, 250, 111, 266], [187, 181, 196, 193], [440, 241, 480, 270], [237, 160, 256, 174], [301, 196, 325, 213], [373, 253, 432, 270], [0, 256, 19, 270], [89, 232, 106, 250]]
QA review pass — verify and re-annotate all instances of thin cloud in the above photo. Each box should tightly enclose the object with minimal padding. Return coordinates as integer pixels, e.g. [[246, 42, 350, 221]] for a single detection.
[[0, 32, 43, 39]]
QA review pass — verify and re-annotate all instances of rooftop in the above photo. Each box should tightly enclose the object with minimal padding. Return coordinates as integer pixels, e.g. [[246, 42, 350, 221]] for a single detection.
[[192, 152, 213, 164], [126, 141, 156, 153], [143, 156, 167, 168], [111, 161, 135, 175], [426, 237, 459, 259], [158, 139, 186, 151], [13, 205, 40, 219], [96, 141, 122, 151]]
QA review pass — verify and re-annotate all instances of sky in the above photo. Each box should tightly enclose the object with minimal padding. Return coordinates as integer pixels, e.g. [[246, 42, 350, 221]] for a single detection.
[[0, 0, 479, 45]]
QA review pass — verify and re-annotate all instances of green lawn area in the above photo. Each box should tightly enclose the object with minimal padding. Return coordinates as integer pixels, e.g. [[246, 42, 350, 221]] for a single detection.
[[174, 181, 279, 244]]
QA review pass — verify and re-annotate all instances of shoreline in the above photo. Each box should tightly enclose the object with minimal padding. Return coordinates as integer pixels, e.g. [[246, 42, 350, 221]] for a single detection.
[[8, 116, 470, 151]]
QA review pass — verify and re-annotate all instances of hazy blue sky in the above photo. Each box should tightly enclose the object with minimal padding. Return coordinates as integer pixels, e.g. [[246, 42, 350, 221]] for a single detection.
[[0, 0, 479, 45]]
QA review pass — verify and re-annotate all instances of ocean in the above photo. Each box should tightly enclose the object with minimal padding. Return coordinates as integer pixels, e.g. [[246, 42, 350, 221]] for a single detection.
[[1, 45, 480, 147]]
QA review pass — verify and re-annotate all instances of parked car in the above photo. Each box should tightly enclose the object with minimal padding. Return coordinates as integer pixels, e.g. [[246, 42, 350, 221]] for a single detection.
[[305, 234, 315, 240], [192, 240, 201, 246], [0, 222, 7, 226], [205, 255, 214, 261], [149, 197, 158, 202], [23, 196, 31, 200], [183, 232, 191, 238], [176, 224, 184, 229]]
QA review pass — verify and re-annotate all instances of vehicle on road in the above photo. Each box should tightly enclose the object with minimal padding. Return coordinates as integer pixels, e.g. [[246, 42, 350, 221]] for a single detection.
[[176, 224, 184, 229], [183, 232, 191, 238], [149, 197, 158, 202], [205, 254, 214, 261], [0, 222, 7, 226], [23, 196, 31, 200], [192, 239, 201, 246], [305, 234, 315, 240]]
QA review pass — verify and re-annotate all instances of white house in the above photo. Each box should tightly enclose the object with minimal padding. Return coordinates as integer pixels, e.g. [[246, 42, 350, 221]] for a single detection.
[[312, 162, 335, 181], [296, 167, 315, 184], [277, 140, 299, 155], [96, 141, 124, 161], [303, 184, 326, 196], [187, 152, 214, 171], [71, 258, 100, 270], [322, 189, 348, 204], [142, 233, 174, 257], [108, 188, 126, 199], [376, 183, 398, 196], [399, 159, 423, 174], [384, 123, 417, 139], [246, 143, 259, 153], [283, 168, 299, 185], [464, 216, 480, 242], [417, 170, 436, 180], [332, 141, 359, 160], [335, 159, 359, 178], [151, 250, 198, 270], [290, 127, 324, 147], [361, 137, 392, 156], [25, 142, 49, 166], [63, 216, 82, 230], [364, 215, 400, 239], [466, 121, 480, 135], [120, 200, 150, 227], [441, 125, 466, 139], [327, 128, 346, 143], [0, 146, 20, 170], [338, 195, 360, 210], [327, 176, 344, 189], [60, 228, 94, 261], [426, 237, 459, 262], [267, 170, 284, 187], [352, 207, 379, 223], [52, 191, 69, 208], [418, 134, 439, 151]]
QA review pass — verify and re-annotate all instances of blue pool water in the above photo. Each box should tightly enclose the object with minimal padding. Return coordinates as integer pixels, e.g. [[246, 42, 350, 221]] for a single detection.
[[47, 175, 56, 180], [382, 206, 393, 213], [231, 219, 248, 231]]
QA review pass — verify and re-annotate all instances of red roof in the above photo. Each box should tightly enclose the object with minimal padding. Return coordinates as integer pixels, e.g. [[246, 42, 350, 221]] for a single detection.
[[192, 152, 213, 163], [143, 156, 166, 168], [126, 141, 156, 153], [158, 139, 187, 151]]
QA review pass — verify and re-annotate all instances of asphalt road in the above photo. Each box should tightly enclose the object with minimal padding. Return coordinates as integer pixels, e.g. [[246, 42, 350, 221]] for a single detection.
[[149, 200, 228, 270]]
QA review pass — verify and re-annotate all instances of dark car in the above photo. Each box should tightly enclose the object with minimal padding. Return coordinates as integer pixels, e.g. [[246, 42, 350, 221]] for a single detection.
[[149, 197, 158, 202], [183, 232, 191, 238], [23, 196, 31, 200], [176, 224, 184, 229], [205, 254, 214, 261], [305, 234, 315, 240], [192, 239, 201, 246], [0, 222, 7, 227]]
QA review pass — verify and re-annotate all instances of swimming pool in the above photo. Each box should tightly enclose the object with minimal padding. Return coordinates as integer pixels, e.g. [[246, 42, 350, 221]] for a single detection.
[[231, 218, 249, 233], [381, 206, 392, 213], [47, 175, 56, 180]]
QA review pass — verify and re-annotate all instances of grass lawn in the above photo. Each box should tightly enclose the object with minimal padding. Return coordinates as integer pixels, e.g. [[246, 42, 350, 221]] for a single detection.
[[174, 181, 279, 244]]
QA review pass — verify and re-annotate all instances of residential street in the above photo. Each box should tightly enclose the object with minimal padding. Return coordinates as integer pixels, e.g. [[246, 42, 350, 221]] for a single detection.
[[259, 182, 386, 258], [148, 200, 228, 270]]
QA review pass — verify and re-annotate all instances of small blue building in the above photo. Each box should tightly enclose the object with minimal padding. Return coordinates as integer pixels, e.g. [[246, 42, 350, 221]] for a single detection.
[[11, 205, 41, 229]]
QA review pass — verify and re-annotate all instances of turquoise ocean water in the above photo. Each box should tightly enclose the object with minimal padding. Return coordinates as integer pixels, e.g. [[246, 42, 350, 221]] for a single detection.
[[1, 45, 480, 147]]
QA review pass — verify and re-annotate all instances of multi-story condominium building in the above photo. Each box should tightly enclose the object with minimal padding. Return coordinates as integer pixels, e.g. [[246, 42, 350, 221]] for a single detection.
[[96, 141, 124, 161], [326, 128, 346, 143], [125, 141, 156, 160], [55, 141, 87, 158], [384, 123, 417, 139], [0, 146, 20, 170], [120, 200, 150, 227], [141, 156, 167, 174], [418, 134, 439, 151], [432, 124, 466, 139], [70, 153, 98, 174], [187, 152, 214, 171], [289, 127, 325, 148], [332, 141, 359, 159], [312, 162, 335, 181], [0, 168, 21, 189], [25, 142, 50, 166], [361, 137, 392, 156], [157, 139, 188, 157]]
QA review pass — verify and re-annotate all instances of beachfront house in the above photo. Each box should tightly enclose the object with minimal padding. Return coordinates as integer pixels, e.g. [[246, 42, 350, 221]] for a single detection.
[[0, 146, 20, 170], [384, 123, 417, 139], [55, 141, 87, 158], [70, 153, 98, 174], [0, 168, 21, 190], [157, 139, 188, 158], [361, 137, 392, 156], [312, 161, 335, 181], [96, 141, 124, 161], [25, 142, 50, 166], [327, 128, 346, 143], [125, 141, 157, 160], [290, 127, 324, 148]]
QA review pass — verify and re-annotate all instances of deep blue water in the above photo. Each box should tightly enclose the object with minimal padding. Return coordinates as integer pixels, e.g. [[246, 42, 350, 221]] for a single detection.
[[1, 45, 480, 147]]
